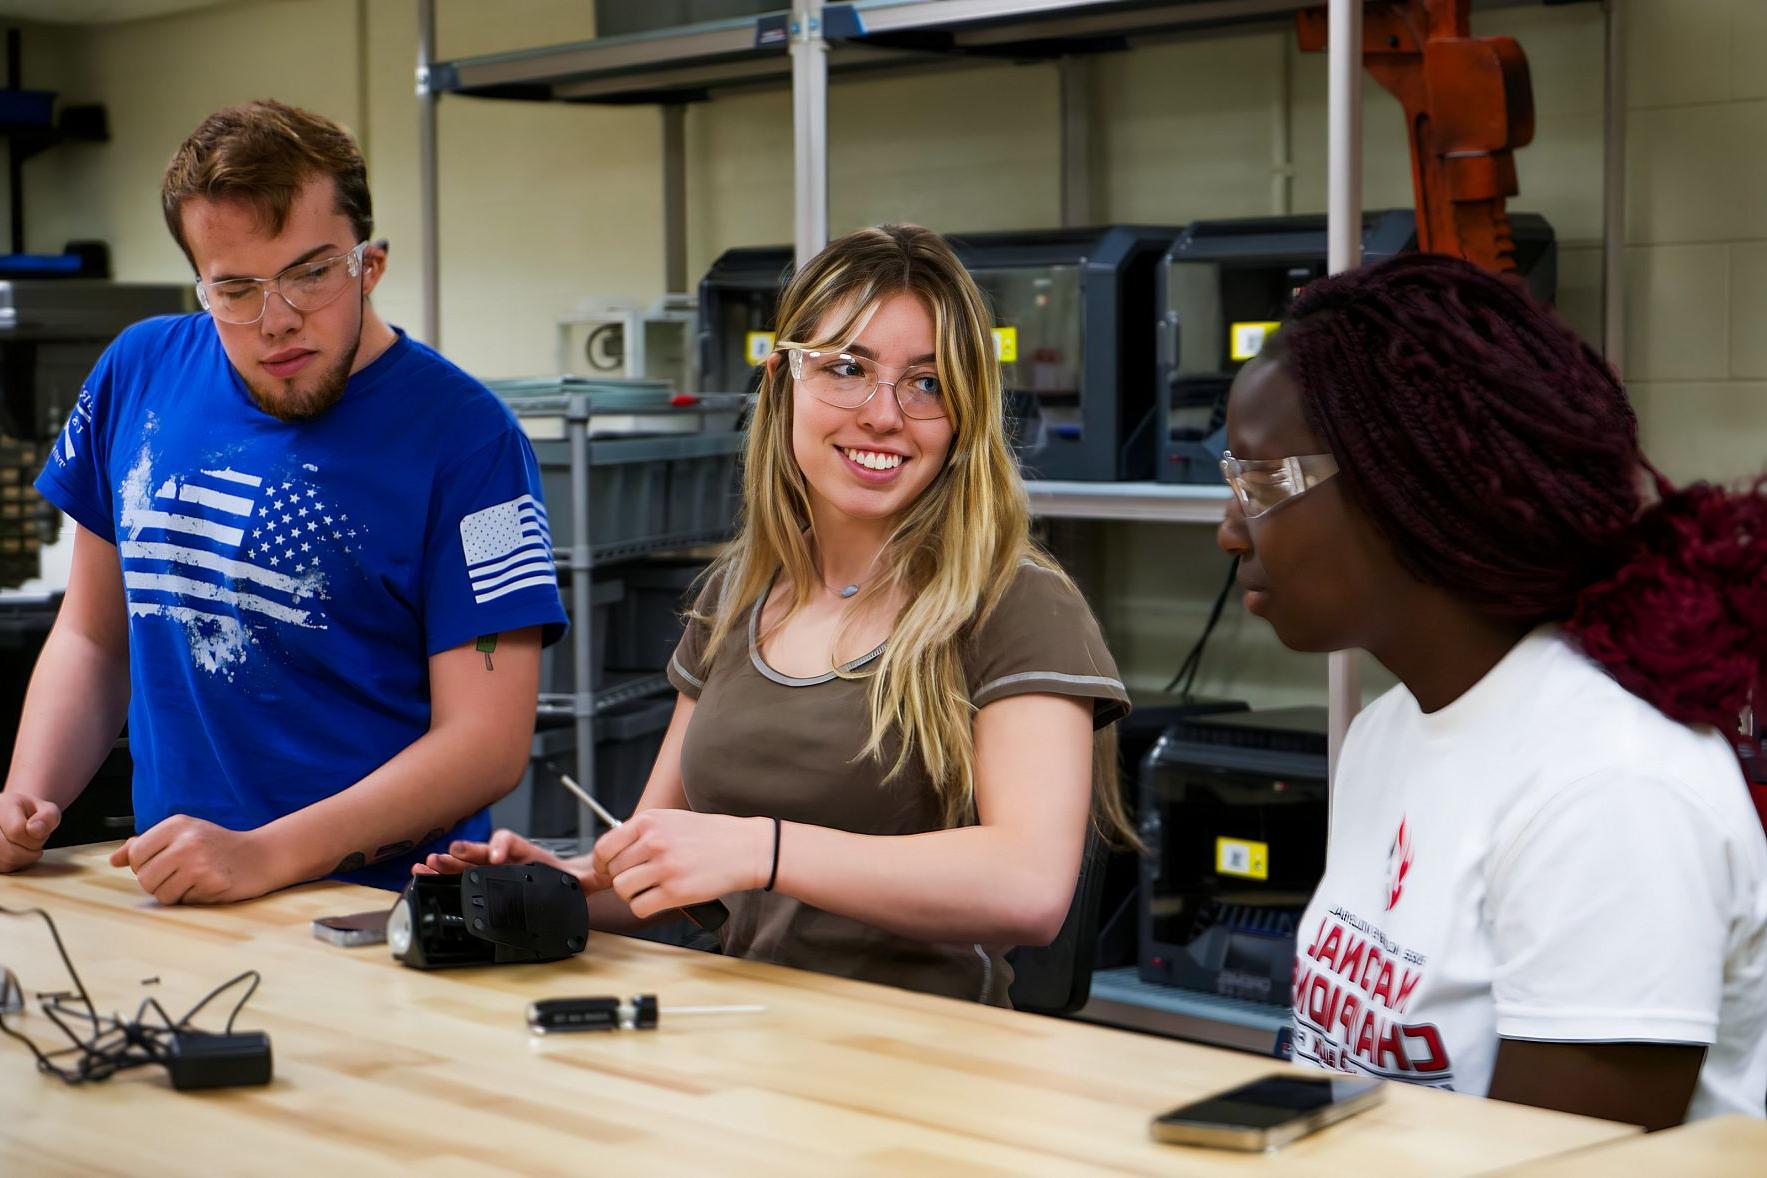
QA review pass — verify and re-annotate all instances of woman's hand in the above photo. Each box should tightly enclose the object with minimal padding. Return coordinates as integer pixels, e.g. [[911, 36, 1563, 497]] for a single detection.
[[592, 809, 771, 920], [412, 828, 611, 892]]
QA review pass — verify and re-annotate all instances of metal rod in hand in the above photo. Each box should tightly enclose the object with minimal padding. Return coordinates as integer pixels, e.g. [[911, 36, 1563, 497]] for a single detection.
[[559, 774, 623, 833], [557, 774, 729, 932]]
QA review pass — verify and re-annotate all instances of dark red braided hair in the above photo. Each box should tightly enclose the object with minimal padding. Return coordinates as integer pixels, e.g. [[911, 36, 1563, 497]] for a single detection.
[[1275, 254, 1766, 811]]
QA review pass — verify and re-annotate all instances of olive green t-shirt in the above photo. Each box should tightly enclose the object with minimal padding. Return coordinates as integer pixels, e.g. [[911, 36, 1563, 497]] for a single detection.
[[665, 559, 1129, 1006]]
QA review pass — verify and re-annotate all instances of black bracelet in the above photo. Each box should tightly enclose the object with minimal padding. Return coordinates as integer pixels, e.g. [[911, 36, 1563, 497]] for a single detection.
[[763, 816, 781, 892]]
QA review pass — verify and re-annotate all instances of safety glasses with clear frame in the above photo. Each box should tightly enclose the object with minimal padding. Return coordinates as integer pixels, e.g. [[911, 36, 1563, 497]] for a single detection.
[[1219, 449, 1340, 519], [195, 241, 370, 326], [786, 347, 947, 420]]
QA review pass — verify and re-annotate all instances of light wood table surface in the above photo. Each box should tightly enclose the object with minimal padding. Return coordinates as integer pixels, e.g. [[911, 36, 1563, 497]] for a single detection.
[[1, 845, 1637, 1176], [1486, 1114, 1763, 1176]]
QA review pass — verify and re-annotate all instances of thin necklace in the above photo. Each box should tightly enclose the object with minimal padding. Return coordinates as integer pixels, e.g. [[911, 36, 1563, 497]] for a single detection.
[[813, 537, 877, 600]]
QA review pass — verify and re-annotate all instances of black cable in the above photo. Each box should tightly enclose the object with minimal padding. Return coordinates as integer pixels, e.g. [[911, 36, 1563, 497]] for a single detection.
[[1164, 555, 1240, 697], [176, 969, 261, 1035], [134, 995, 181, 1033], [0, 905, 104, 1079], [0, 907, 98, 1018], [0, 905, 261, 1086]]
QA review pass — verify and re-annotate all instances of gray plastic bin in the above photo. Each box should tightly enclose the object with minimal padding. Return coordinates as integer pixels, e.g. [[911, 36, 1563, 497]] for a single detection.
[[492, 378, 747, 558], [530, 432, 743, 559], [541, 578, 624, 693], [665, 445, 742, 537], [607, 560, 707, 672]]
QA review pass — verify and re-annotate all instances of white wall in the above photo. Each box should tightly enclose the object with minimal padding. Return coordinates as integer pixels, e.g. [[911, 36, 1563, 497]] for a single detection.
[[4, 17, 91, 254], [685, 56, 1064, 276], [365, 0, 665, 372], [1620, 0, 1767, 485], [24, 0, 366, 278]]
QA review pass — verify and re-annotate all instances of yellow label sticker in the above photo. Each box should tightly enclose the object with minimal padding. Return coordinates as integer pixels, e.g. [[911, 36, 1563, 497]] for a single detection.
[[1216, 836, 1270, 881], [745, 331, 777, 366], [992, 326, 1019, 364], [1230, 321, 1281, 362]]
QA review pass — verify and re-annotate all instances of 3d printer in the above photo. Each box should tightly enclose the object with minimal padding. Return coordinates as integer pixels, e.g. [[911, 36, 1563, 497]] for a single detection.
[[696, 225, 1180, 481], [1154, 209, 1556, 483], [1138, 707, 1330, 1007]]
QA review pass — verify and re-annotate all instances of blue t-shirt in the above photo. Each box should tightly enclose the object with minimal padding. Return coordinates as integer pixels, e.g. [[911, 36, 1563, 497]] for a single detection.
[[35, 314, 567, 890]]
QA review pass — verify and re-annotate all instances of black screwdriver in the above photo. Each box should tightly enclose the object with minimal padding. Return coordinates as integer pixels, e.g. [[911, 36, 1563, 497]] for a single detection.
[[558, 773, 730, 931], [527, 994, 764, 1034]]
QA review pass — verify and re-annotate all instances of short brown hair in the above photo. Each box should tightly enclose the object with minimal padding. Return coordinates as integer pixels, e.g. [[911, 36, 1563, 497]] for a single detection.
[[162, 98, 372, 268]]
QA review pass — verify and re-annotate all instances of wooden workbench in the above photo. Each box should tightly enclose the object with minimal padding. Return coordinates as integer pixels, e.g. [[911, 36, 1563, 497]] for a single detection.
[[1488, 1114, 1764, 1176], [1, 845, 1637, 1176]]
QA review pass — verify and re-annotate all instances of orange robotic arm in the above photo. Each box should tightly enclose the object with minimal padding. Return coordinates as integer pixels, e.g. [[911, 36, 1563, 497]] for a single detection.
[[1297, 0, 1536, 275]]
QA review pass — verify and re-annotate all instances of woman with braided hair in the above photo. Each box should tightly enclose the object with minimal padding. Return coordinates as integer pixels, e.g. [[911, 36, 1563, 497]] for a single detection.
[[1216, 252, 1767, 1128]]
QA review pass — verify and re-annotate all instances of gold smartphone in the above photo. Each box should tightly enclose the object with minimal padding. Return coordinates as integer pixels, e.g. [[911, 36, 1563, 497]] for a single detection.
[[1150, 1074, 1385, 1151]]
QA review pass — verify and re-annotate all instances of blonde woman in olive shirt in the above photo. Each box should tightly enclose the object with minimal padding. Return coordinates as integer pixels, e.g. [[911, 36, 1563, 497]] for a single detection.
[[418, 225, 1131, 1004]]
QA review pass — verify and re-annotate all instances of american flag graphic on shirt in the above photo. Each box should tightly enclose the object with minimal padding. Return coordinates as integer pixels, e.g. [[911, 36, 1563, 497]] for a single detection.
[[118, 447, 358, 675], [460, 494, 555, 604]]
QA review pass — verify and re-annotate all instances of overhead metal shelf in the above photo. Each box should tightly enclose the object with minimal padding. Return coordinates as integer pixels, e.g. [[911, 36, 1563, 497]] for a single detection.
[[1026, 480, 1230, 525], [430, 1, 1323, 106], [848, 0, 1312, 48], [430, 16, 756, 100], [428, 0, 1569, 107], [537, 672, 673, 721], [430, 8, 896, 104]]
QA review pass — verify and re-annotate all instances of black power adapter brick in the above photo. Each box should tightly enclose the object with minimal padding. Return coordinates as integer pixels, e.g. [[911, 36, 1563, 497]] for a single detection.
[[1, 907, 274, 1091], [165, 1031, 274, 1091]]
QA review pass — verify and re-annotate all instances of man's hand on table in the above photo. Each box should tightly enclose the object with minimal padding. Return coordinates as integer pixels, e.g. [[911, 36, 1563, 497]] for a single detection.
[[0, 792, 62, 871], [108, 815, 284, 904]]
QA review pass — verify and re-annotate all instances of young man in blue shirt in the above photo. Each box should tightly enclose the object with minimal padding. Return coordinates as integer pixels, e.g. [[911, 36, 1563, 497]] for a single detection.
[[0, 99, 566, 901]]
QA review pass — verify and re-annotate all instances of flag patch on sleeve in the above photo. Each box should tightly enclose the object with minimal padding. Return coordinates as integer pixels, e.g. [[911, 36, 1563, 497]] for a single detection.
[[460, 494, 555, 604]]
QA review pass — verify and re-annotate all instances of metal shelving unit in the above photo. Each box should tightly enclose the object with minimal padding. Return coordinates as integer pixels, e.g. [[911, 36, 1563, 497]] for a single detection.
[[422, 0, 1624, 1042], [421, 0, 1619, 756], [1027, 480, 1230, 524], [536, 673, 674, 723], [500, 389, 739, 843], [1081, 966, 1292, 1056]]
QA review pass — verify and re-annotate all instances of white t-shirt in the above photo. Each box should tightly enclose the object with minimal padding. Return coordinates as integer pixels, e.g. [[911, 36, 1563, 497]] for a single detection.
[[1292, 627, 1767, 1120]]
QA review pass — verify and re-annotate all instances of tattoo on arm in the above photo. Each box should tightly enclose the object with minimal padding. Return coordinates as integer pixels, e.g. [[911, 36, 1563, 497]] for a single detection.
[[476, 634, 497, 671], [330, 828, 448, 875]]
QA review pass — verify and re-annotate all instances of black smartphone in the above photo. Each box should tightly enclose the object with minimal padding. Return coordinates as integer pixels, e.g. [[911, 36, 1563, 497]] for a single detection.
[[1150, 1074, 1385, 1151], [311, 909, 391, 947]]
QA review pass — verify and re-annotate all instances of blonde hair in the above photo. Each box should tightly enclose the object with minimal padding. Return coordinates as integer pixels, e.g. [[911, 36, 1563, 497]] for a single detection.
[[694, 224, 1134, 843]]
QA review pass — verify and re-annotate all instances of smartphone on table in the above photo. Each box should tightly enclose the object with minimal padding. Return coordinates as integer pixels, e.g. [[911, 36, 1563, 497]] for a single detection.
[[1150, 1074, 1385, 1151], [312, 909, 391, 947]]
